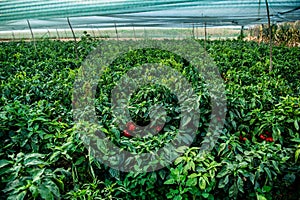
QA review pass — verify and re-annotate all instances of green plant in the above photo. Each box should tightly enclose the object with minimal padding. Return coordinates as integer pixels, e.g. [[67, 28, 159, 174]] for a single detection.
[[164, 148, 220, 200]]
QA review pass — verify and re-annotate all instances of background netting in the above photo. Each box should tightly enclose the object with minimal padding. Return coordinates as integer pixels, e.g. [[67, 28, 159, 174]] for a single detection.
[[1, 0, 299, 31]]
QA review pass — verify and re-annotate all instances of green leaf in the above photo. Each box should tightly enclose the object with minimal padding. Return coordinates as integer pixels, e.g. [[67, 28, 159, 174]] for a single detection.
[[229, 183, 238, 198], [176, 146, 188, 153], [208, 194, 214, 200], [49, 151, 60, 163], [201, 193, 210, 198], [218, 143, 226, 156], [295, 149, 300, 162], [164, 179, 175, 185], [218, 175, 229, 188], [109, 168, 120, 180], [271, 160, 280, 173], [174, 157, 184, 165], [54, 178, 64, 192], [182, 134, 193, 144], [0, 159, 12, 168], [182, 116, 191, 127], [237, 176, 244, 193], [33, 168, 45, 183], [262, 185, 272, 193], [7, 191, 27, 200], [186, 161, 195, 171], [74, 156, 85, 165], [264, 167, 272, 180], [186, 177, 197, 187], [249, 173, 255, 185], [217, 167, 229, 178], [159, 170, 167, 180], [290, 138, 300, 143], [39, 185, 54, 200], [29, 185, 39, 198], [45, 180, 60, 198], [199, 177, 206, 190], [174, 195, 182, 200], [238, 162, 248, 168], [294, 120, 299, 131], [232, 121, 237, 130], [189, 173, 199, 179], [24, 159, 48, 167], [256, 194, 267, 200]]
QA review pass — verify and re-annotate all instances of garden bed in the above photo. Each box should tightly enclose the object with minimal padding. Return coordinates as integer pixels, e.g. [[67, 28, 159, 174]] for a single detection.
[[0, 39, 299, 200]]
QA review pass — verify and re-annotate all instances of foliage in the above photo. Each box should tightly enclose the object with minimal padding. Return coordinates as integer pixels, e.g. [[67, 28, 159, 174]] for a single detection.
[[248, 21, 300, 47], [0, 38, 299, 199]]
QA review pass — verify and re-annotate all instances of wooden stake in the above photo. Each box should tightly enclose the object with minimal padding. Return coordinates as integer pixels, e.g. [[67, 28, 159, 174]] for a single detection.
[[265, 0, 273, 72], [27, 20, 36, 49], [97, 28, 101, 38], [47, 29, 51, 39], [114, 23, 119, 40], [56, 29, 60, 40], [192, 23, 195, 39], [204, 22, 207, 50], [196, 23, 199, 39], [91, 27, 96, 39], [67, 17, 77, 42], [64, 30, 68, 39], [132, 24, 136, 40], [67, 17, 78, 59], [12, 31, 15, 41]]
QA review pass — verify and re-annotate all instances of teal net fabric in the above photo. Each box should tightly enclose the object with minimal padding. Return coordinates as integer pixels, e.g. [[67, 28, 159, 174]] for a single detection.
[[0, 0, 299, 30]]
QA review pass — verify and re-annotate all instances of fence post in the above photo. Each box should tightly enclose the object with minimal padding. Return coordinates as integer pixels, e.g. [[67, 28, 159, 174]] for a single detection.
[[204, 22, 207, 50], [56, 29, 60, 40], [27, 19, 36, 50], [67, 17, 78, 59], [114, 23, 119, 40], [12, 31, 15, 41], [132, 24, 136, 40], [265, 0, 273, 72]]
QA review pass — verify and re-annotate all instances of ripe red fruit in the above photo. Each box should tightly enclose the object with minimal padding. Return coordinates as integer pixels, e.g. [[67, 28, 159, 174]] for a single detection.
[[266, 137, 274, 142], [239, 135, 247, 141], [126, 122, 136, 131], [259, 134, 266, 140], [123, 130, 132, 138], [155, 126, 163, 132], [265, 131, 271, 136]]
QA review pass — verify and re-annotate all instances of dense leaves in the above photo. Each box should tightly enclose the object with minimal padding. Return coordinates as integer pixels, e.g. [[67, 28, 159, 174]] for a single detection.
[[0, 39, 299, 199]]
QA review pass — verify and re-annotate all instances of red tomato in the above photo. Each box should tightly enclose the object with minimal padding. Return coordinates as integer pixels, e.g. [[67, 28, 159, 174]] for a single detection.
[[265, 131, 271, 136], [126, 122, 136, 131], [155, 126, 163, 132], [266, 137, 274, 142], [123, 130, 132, 138], [259, 134, 266, 140]]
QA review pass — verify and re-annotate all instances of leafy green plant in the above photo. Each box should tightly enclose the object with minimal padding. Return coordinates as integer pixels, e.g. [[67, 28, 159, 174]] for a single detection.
[[0, 153, 66, 200], [0, 38, 299, 199], [164, 148, 220, 200]]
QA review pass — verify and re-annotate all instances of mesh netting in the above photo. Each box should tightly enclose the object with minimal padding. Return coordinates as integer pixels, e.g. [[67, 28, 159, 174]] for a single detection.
[[1, 0, 299, 31]]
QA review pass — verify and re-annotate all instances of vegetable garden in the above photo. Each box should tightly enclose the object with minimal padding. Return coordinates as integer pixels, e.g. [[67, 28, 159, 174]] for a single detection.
[[0, 38, 299, 200]]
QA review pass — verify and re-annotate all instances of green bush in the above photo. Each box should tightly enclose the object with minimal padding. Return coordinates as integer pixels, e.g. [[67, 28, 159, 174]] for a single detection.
[[0, 39, 299, 199]]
